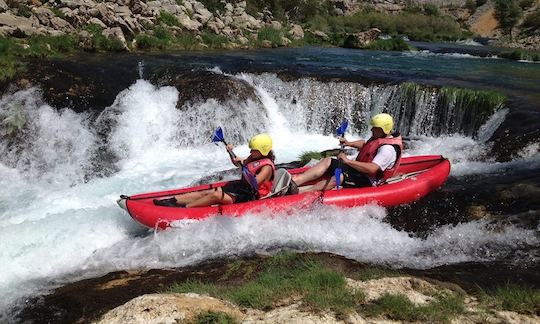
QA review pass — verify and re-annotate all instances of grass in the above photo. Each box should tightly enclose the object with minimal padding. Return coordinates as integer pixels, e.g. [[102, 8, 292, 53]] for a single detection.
[[363, 292, 466, 323], [201, 31, 228, 48], [500, 49, 540, 61], [365, 38, 415, 51], [354, 266, 401, 281], [299, 151, 323, 165], [189, 311, 237, 324], [479, 283, 540, 314], [50, 7, 66, 19], [169, 252, 365, 314], [85, 24, 125, 52], [256, 27, 285, 47], [157, 10, 180, 27]]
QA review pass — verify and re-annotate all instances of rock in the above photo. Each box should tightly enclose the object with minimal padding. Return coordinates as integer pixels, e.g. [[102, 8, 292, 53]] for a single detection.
[[0, 0, 7, 14], [232, 12, 262, 30], [77, 30, 93, 50], [182, 0, 193, 15], [194, 5, 212, 24], [207, 17, 224, 34], [289, 24, 304, 40], [102, 27, 128, 51], [312, 30, 329, 41], [343, 28, 382, 48], [94, 293, 244, 324], [269, 20, 281, 30], [177, 12, 201, 31], [114, 5, 132, 17], [280, 36, 291, 47], [496, 311, 540, 324], [50, 16, 73, 32], [243, 303, 364, 323], [468, 204, 491, 220], [346, 276, 454, 305], [261, 39, 272, 48], [236, 35, 248, 45], [32, 7, 55, 26], [0, 12, 42, 36], [88, 17, 107, 29]]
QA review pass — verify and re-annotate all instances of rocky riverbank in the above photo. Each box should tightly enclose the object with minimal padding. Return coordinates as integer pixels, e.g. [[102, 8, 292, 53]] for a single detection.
[[18, 253, 540, 323]]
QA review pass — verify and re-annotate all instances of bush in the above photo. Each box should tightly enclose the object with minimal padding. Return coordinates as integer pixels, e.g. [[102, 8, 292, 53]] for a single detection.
[[365, 38, 415, 51], [50, 7, 66, 19], [521, 9, 540, 34], [257, 27, 283, 46], [423, 4, 439, 16], [465, 0, 477, 13], [157, 10, 179, 26], [495, 0, 522, 31], [245, 0, 331, 22], [519, 0, 535, 10], [201, 31, 228, 48], [476, 0, 488, 6]]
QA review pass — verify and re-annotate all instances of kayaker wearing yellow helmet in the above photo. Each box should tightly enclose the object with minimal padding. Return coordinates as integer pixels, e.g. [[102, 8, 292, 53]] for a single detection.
[[293, 113, 403, 191], [154, 133, 275, 207]]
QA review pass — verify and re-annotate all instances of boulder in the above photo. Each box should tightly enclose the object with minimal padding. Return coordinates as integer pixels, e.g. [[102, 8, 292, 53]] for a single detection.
[[114, 5, 132, 16], [177, 12, 201, 31], [289, 24, 304, 40], [32, 7, 55, 26], [343, 28, 382, 48], [50, 16, 74, 31], [269, 20, 281, 30], [261, 39, 272, 48], [0, 0, 8, 14], [88, 17, 107, 28], [77, 29, 93, 50], [102, 27, 129, 51], [312, 30, 329, 41], [280, 36, 291, 47], [0, 12, 42, 36], [95, 293, 244, 324]]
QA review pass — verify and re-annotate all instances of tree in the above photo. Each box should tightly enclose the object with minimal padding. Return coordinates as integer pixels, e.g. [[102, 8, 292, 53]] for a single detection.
[[494, 0, 522, 33]]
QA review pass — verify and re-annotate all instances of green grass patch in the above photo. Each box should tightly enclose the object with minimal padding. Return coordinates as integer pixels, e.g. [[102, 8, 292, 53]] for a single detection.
[[363, 292, 465, 322], [257, 27, 284, 47], [299, 151, 323, 165], [354, 266, 401, 281], [201, 31, 228, 48], [84, 24, 125, 52], [157, 10, 180, 27], [170, 252, 365, 314], [365, 38, 415, 51], [189, 311, 237, 324], [479, 283, 540, 314], [50, 7, 66, 19], [17, 4, 32, 18]]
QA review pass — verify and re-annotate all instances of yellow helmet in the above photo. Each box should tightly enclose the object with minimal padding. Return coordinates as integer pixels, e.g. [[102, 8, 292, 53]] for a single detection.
[[370, 113, 394, 135], [249, 133, 272, 156]]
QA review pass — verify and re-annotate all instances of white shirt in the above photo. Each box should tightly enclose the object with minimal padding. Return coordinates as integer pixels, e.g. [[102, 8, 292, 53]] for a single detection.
[[368, 144, 397, 184]]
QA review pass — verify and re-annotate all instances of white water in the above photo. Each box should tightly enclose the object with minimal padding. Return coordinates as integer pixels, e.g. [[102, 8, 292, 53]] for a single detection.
[[0, 74, 539, 318]]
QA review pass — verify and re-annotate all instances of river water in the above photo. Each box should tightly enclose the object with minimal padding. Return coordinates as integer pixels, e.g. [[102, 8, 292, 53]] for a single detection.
[[1, 46, 539, 320]]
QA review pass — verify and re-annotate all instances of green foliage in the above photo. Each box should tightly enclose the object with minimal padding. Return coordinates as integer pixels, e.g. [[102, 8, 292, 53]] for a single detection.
[[190, 311, 237, 324], [521, 9, 540, 34], [480, 283, 540, 314], [157, 10, 180, 27], [365, 38, 415, 51], [299, 151, 323, 165], [50, 7, 66, 19], [494, 0, 522, 31], [257, 27, 284, 46], [423, 4, 439, 16], [499, 49, 540, 61], [0, 56, 18, 82], [355, 267, 401, 281], [245, 0, 332, 22], [83, 24, 124, 52], [519, 0, 535, 10], [198, 0, 226, 13], [201, 31, 228, 48], [17, 4, 32, 18], [476, 0, 488, 6], [170, 252, 365, 313], [363, 293, 465, 322]]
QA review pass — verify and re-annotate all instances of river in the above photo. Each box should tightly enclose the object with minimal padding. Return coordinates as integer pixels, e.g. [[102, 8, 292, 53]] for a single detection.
[[1, 46, 539, 321]]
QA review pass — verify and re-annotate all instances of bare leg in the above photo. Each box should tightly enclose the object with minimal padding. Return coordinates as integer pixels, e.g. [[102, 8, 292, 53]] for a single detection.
[[299, 174, 343, 193], [293, 157, 333, 186], [186, 187, 235, 208], [174, 189, 213, 205]]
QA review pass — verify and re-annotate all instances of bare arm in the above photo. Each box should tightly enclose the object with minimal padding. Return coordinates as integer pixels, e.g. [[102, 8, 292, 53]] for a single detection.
[[226, 144, 243, 167], [255, 165, 273, 184], [339, 137, 366, 150], [338, 152, 380, 176]]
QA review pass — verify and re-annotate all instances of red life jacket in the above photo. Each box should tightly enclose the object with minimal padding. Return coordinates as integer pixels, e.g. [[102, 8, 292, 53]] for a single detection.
[[243, 158, 275, 198], [356, 135, 403, 179]]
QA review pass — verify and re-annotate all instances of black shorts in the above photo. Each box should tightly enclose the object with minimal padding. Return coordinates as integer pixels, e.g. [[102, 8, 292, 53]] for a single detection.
[[325, 158, 373, 188], [221, 181, 257, 203]]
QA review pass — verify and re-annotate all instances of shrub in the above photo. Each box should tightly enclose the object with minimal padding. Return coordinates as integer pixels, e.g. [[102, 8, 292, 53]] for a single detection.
[[50, 7, 66, 19], [521, 9, 540, 34], [191, 311, 236, 324], [423, 4, 439, 16], [494, 0, 522, 31], [198, 0, 226, 13], [365, 38, 415, 51], [476, 0, 488, 6], [465, 0, 477, 13], [17, 4, 32, 18], [201, 31, 228, 48], [257, 27, 283, 46], [157, 10, 179, 26], [519, 0, 535, 10]]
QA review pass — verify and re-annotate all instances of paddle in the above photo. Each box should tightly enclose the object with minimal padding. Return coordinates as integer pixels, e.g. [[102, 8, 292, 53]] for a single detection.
[[211, 127, 259, 192], [334, 120, 349, 190]]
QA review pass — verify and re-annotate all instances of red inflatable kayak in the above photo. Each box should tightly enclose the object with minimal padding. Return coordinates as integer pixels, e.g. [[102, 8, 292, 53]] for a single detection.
[[118, 155, 450, 229]]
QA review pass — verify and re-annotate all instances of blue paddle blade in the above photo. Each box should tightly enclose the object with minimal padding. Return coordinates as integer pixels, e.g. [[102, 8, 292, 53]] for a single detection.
[[336, 120, 349, 137], [242, 166, 259, 192], [334, 167, 342, 190], [212, 127, 224, 143]]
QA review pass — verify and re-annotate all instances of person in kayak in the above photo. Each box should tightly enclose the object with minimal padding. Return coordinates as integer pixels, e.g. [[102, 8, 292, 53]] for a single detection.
[[293, 113, 402, 191], [154, 133, 275, 207]]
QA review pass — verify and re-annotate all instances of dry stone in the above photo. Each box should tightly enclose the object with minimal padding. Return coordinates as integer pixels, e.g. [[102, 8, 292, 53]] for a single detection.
[[343, 28, 382, 48], [95, 293, 244, 324], [290, 24, 304, 40], [102, 27, 128, 51], [88, 17, 107, 28], [50, 16, 73, 31], [0, 0, 7, 14]]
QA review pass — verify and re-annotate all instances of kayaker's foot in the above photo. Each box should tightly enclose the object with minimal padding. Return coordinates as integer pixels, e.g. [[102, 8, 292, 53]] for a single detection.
[[287, 179, 299, 195], [154, 198, 181, 207]]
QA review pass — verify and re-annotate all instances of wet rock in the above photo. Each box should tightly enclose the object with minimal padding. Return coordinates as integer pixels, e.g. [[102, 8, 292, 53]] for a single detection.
[[163, 71, 259, 107], [343, 28, 382, 49], [498, 183, 540, 202], [468, 204, 491, 220], [95, 293, 244, 324]]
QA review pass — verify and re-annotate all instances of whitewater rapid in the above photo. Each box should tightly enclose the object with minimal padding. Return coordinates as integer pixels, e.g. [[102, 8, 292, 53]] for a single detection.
[[1, 75, 539, 318]]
